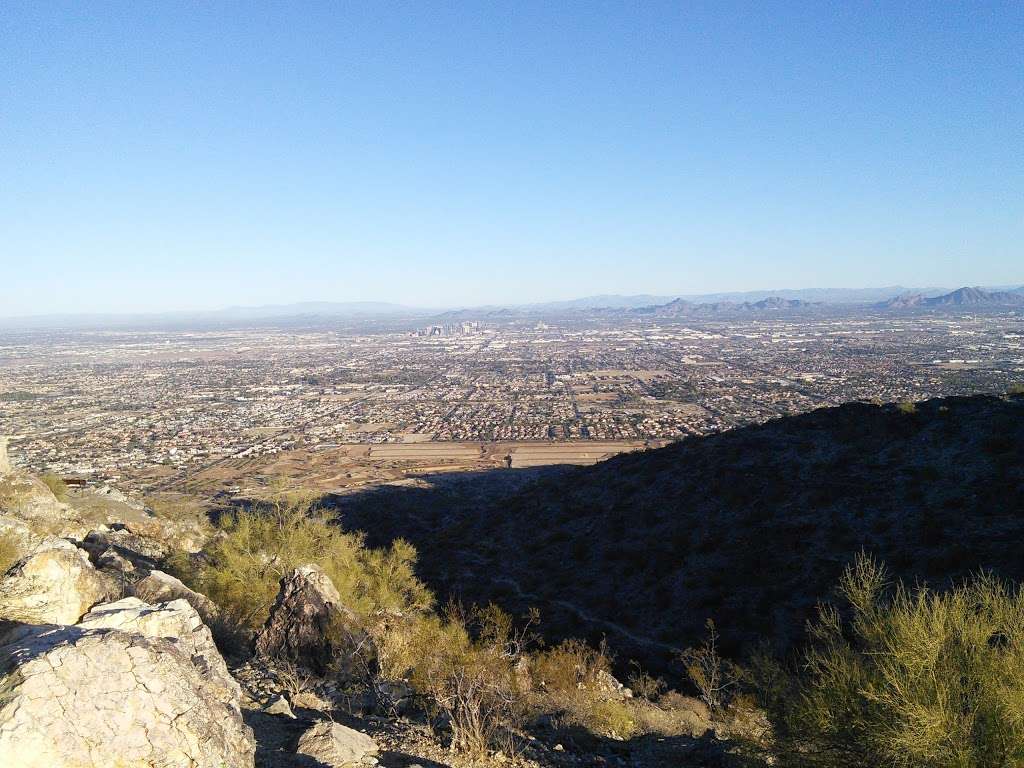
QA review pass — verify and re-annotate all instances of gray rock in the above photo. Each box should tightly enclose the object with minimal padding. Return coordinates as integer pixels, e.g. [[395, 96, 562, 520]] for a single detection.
[[255, 564, 364, 676], [96, 546, 136, 575], [81, 527, 166, 568], [296, 721, 378, 767], [263, 695, 296, 718], [76, 597, 230, 683], [0, 598, 255, 768]]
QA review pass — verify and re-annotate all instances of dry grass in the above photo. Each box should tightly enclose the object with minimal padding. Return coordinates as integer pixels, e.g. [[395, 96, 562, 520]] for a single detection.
[[0, 534, 19, 575], [38, 472, 68, 502]]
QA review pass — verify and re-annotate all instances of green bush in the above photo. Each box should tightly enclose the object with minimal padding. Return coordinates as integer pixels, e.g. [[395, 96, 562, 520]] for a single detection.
[[532, 637, 612, 694], [179, 490, 432, 637], [531, 638, 641, 739], [896, 400, 917, 415], [768, 554, 1024, 767]]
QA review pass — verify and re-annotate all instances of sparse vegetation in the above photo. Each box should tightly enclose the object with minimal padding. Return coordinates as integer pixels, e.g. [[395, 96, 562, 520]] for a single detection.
[[39, 472, 68, 502], [765, 554, 1024, 767], [531, 637, 641, 739], [627, 660, 666, 701], [681, 619, 738, 712], [406, 603, 533, 758], [144, 494, 206, 525]]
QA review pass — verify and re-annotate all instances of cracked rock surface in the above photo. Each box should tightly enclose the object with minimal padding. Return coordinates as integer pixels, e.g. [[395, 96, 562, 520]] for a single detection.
[[255, 565, 362, 676], [0, 597, 256, 768]]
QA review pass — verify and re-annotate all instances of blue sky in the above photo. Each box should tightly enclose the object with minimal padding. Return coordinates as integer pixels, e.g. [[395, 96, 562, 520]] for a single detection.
[[2, 1, 1022, 314]]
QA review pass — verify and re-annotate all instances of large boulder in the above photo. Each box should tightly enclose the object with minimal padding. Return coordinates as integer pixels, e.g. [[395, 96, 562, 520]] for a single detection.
[[255, 565, 364, 676], [0, 513, 37, 562], [76, 597, 227, 679], [0, 598, 255, 768], [0, 538, 114, 624], [296, 721, 379, 767]]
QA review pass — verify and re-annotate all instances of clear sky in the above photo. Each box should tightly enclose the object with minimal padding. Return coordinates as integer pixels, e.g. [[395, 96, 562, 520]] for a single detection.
[[2, 1, 1022, 315]]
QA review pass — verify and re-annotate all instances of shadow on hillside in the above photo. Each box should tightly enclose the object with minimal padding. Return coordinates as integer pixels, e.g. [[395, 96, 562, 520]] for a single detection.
[[216, 393, 1024, 678]]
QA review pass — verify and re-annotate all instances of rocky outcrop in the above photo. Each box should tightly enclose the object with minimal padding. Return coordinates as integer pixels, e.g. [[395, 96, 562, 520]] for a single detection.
[[76, 597, 229, 680], [296, 721, 379, 767], [133, 569, 219, 622], [0, 600, 255, 768], [0, 538, 114, 624], [81, 527, 167, 568], [255, 565, 364, 676]]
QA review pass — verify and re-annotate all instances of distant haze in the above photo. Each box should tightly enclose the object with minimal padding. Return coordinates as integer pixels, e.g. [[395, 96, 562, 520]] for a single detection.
[[4, 285, 1024, 329]]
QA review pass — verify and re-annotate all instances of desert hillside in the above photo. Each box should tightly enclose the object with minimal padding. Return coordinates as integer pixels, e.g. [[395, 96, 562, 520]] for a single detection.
[[334, 392, 1024, 669]]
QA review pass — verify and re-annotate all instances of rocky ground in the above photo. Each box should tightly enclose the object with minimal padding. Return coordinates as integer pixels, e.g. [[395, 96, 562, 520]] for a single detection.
[[0, 445, 750, 767]]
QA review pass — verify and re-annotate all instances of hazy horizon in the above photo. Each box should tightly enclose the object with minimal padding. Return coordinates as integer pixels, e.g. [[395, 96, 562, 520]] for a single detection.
[[4, 282, 1024, 323]]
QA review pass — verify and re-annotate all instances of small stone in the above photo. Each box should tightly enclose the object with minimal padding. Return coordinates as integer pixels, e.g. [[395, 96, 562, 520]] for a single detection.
[[263, 695, 296, 718], [296, 721, 379, 767]]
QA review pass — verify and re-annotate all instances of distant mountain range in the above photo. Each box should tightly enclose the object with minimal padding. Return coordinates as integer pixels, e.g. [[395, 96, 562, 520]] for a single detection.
[[634, 296, 819, 317], [881, 286, 1024, 309], [3, 285, 1022, 329], [522, 286, 934, 311]]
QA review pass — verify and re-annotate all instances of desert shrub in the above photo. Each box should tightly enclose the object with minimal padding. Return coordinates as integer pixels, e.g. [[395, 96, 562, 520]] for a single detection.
[[145, 494, 207, 526], [896, 400, 917, 415], [680, 619, 739, 712], [532, 637, 612, 693], [183, 490, 432, 636], [39, 472, 68, 502], [531, 638, 641, 739], [627, 661, 666, 701], [407, 603, 532, 759], [581, 696, 639, 739], [0, 534, 19, 574], [768, 553, 1024, 768]]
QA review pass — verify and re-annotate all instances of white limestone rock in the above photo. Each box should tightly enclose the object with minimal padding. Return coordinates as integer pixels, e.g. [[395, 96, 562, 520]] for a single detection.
[[0, 538, 114, 624], [0, 598, 255, 768], [132, 569, 219, 623]]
